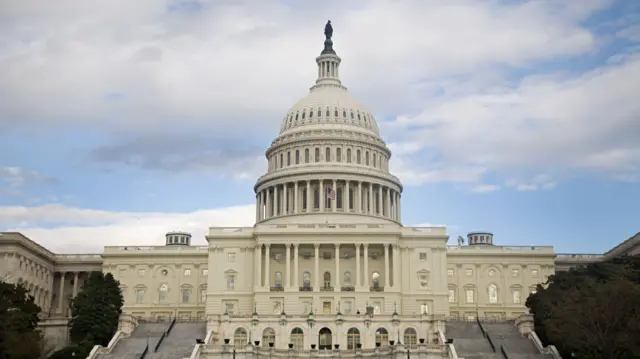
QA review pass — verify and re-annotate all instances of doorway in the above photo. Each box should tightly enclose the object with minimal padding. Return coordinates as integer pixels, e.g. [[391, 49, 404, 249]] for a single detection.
[[318, 327, 332, 350]]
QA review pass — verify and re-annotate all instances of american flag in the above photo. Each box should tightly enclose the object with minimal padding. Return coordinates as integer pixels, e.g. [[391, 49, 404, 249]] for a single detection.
[[327, 187, 336, 200]]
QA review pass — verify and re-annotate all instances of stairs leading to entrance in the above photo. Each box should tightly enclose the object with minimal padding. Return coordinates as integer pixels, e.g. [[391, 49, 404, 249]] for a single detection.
[[482, 322, 554, 359], [97, 321, 172, 359], [146, 322, 207, 359], [445, 321, 502, 359]]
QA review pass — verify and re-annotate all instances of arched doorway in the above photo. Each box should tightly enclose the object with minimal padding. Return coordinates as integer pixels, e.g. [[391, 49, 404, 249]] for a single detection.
[[318, 327, 332, 350], [375, 327, 389, 347], [347, 328, 360, 350]]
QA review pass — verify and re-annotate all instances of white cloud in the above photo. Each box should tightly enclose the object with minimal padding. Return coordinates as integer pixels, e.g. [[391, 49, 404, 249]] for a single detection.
[[0, 203, 256, 253], [471, 184, 501, 193]]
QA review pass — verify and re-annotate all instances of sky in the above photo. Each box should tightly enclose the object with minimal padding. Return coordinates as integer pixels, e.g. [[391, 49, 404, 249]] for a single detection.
[[0, 0, 638, 254]]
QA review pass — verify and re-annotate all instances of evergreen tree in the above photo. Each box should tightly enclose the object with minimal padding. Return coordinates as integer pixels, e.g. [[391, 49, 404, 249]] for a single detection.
[[0, 279, 44, 359], [527, 255, 640, 359]]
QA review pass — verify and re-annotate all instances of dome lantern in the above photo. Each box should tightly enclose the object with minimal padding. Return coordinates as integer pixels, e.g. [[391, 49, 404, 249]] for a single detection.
[[165, 231, 191, 246]]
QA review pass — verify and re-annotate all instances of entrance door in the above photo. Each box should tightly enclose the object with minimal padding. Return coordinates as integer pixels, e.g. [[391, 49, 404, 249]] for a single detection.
[[318, 327, 332, 350]]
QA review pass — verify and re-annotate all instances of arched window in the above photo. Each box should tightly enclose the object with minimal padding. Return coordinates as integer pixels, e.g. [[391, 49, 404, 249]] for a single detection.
[[346, 149, 352, 163], [287, 152, 291, 166], [234, 328, 248, 348], [336, 148, 342, 162], [404, 328, 418, 349], [372, 272, 380, 289], [375, 328, 389, 347], [488, 284, 499, 304], [323, 271, 331, 289], [346, 328, 360, 350], [325, 147, 331, 162], [315, 148, 320, 162], [274, 272, 283, 288], [262, 328, 276, 347], [301, 111, 306, 119], [295, 150, 300, 164], [318, 109, 322, 118], [280, 153, 283, 168], [158, 284, 169, 301], [343, 271, 352, 285], [309, 109, 313, 118], [290, 327, 304, 350], [356, 150, 361, 164], [373, 153, 377, 167], [305, 149, 310, 163], [365, 151, 370, 166]]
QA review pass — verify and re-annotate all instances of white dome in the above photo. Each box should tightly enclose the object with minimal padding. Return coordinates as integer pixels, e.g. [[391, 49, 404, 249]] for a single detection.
[[279, 88, 380, 136]]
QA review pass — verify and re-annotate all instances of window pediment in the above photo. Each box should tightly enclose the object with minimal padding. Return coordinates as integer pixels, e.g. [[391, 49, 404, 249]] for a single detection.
[[225, 269, 238, 274]]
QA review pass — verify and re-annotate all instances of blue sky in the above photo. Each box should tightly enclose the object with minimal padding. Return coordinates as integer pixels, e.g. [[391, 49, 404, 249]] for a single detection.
[[0, 0, 638, 254]]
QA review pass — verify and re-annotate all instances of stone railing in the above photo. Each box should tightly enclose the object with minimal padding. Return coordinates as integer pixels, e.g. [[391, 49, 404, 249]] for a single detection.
[[103, 245, 208, 253], [55, 254, 103, 262], [447, 245, 554, 254], [85, 331, 127, 359], [555, 253, 604, 262], [529, 331, 563, 359]]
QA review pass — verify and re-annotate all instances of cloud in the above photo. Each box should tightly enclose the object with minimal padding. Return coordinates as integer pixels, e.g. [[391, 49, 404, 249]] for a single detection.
[[0, 0, 636, 186], [0, 167, 58, 196], [471, 184, 501, 193], [0, 203, 256, 253]]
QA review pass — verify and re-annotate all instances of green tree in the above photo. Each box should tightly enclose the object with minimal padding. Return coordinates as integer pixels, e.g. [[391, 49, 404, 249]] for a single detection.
[[0, 279, 44, 359], [527, 255, 640, 359], [66, 272, 123, 355]]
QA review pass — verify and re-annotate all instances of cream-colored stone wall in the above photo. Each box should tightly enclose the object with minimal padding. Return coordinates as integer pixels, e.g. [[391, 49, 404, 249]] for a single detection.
[[101, 245, 208, 319]]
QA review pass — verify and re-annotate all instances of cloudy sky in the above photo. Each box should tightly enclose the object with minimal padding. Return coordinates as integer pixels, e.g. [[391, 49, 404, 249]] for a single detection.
[[1, 0, 638, 254]]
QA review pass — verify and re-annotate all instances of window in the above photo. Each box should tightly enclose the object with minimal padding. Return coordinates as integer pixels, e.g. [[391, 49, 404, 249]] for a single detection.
[[404, 328, 418, 349], [295, 150, 300, 164], [287, 151, 291, 166], [184, 269, 191, 277], [347, 328, 360, 350], [159, 284, 169, 301], [343, 300, 353, 314], [315, 148, 320, 162], [302, 272, 311, 288], [263, 328, 276, 347], [274, 272, 283, 288], [375, 328, 389, 346], [323, 271, 331, 289], [365, 151, 370, 165], [336, 148, 342, 162], [200, 289, 206, 302], [419, 274, 428, 289], [304, 148, 309, 163], [512, 289, 521, 304], [343, 271, 352, 285], [488, 284, 498, 304], [226, 275, 235, 290], [448, 289, 456, 303], [302, 300, 311, 314], [356, 150, 361, 164], [465, 269, 473, 276], [346, 149, 352, 162], [512, 269, 520, 277], [138, 269, 146, 277], [488, 269, 496, 277], [226, 302, 235, 314], [290, 328, 304, 349], [136, 289, 145, 304], [325, 147, 331, 162], [419, 252, 427, 261], [233, 328, 247, 348], [372, 272, 380, 288], [465, 288, 475, 303], [273, 300, 282, 314], [182, 288, 190, 303], [279, 153, 283, 168], [228, 253, 236, 262], [531, 269, 539, 277], [161, 269, 168, 276], [420, 303, 429, 314], [447, 269, 454, 276], [202, 269, 208, 276]]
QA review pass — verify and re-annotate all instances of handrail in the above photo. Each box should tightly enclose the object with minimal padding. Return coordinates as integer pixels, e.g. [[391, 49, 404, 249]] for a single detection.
[[476, 317, 496, 352], [500, 345, 509, 359], [167, 317, 177, 335], [139, 343, 149, 359], [155, 332, 166, 352]]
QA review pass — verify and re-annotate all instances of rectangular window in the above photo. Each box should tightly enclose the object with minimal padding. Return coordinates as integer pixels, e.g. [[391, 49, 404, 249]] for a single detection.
[[448, 289, 456, 303], [447, 269, 454, 276], [531, 269, 538, 277], [200, 289, 207, 303], [420, 303, 428, 314], [138, 269, 146, 277], [465, 289, 475, 303], [226, 275, 235, 290], [512, 269, 520, 277], [182, 289, 190, 303], [419, 275, 428, 289], [465, 269, 473, 276], [225, 302, 234, 314], [512, 290, 521, 304], [419, 252, 427, 261], [202, 269, 208, 276], [184, 269, 191, 277], [135, 289, 145, 304], [228, 253, 236, 262], [343, 300, 353, 314]]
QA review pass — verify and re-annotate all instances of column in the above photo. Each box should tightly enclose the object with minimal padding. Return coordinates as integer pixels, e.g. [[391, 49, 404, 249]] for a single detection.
[[294, 182, 299, 214], [386, 188, 391, 218], [378, 185, 383, 216], [285, 243, 291, 288], [355, 244, 361, 288], [332, 179, 337, 212], [57, 272, 65, 313], [255, 244, 261, 288], [255, 194, 260, 222], [260, 191, 265, 220], [294, 244, 299, 288], [265, 244, 271, 288], [72, 272, 79, 298], [306, 181, 311, 212], [363, 245, 369, 289], [393, 245, 400, 289], [314, 244, 320, 291], [368, 183, 373, 214], [283, 183, 288, 214], [319, 180, 324, 212], [384, 244, 390, 288], [345, 181, 350, 212], [357, 182, 362, 213], [265, 188, 271, 217], [334, 244, 340, 291], [274, 185, 279, 216], [397, 192, 402, 221]]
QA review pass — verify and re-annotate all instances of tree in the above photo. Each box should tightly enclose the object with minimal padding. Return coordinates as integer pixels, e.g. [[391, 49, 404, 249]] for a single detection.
[[527, 255, 640, 359], [0, 279, 44, 359], [64, 272, 123, 356]]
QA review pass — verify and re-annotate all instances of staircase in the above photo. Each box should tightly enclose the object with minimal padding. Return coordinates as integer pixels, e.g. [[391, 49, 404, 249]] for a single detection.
[[96, 321, 172, 359], [445, 321, 503, 359], [482, 322, 554, 359], [146, 322, 207, 359]]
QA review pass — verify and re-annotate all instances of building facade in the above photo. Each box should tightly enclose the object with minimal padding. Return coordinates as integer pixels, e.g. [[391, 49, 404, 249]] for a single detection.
[[1, 29, 638, 354]]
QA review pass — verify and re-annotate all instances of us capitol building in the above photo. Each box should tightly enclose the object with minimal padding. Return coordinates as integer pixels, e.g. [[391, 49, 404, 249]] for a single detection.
[[1, 23, 638, 359]]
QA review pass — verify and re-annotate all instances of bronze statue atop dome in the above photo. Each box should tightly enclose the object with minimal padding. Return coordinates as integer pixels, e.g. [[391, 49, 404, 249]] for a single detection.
[[324, 20, 333, 40]]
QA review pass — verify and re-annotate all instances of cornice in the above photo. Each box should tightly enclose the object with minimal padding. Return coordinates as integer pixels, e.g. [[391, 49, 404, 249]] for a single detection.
[[254, 167, 402, 192]]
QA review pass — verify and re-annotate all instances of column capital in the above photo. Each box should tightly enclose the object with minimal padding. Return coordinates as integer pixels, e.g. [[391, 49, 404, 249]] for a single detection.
[[363, 243, 369, 248], [265, 243, 271, 248], [334, 243, 340, 248], [383, 243, 390, 248], [285, 243, 291, 248], [293, 243, 299, 248], [314, 243, 320, 249]]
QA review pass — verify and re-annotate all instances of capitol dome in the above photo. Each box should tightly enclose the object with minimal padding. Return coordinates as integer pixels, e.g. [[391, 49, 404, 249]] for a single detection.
[[254, 24, 403, 225]]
